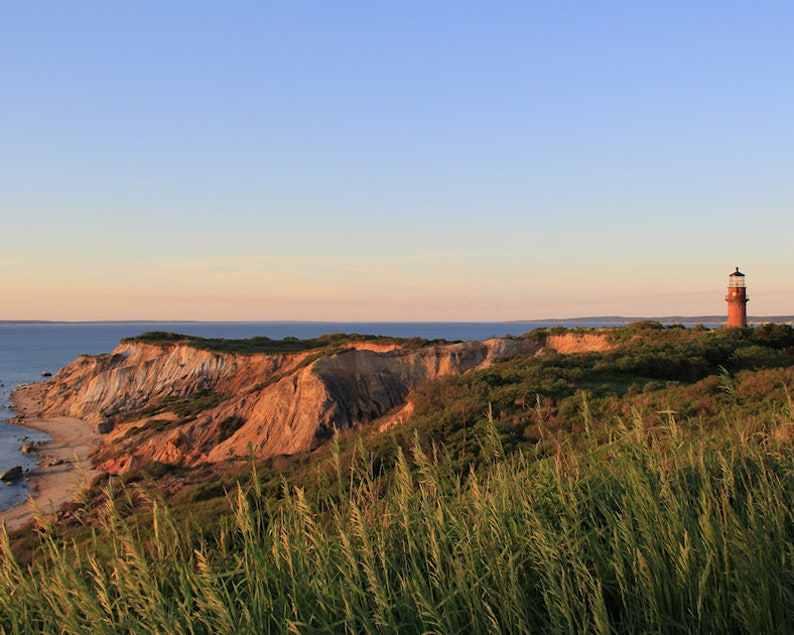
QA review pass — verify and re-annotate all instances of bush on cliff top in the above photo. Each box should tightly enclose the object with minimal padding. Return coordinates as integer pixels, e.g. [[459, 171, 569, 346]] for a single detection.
[[123, 331, 454, 354]]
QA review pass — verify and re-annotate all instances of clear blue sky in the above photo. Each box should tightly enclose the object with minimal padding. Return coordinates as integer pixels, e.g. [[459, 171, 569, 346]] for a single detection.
[[2, 2, 792, 321]]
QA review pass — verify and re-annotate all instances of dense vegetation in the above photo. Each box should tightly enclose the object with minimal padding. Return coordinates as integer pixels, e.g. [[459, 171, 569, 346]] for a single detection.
[[407, 322, 794, 469], [123, 331, 454, 354], [3, 323, 794, 632]]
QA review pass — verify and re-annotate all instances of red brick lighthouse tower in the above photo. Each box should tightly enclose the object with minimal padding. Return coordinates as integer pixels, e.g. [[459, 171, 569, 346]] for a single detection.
[[725, 267, 748, 328]]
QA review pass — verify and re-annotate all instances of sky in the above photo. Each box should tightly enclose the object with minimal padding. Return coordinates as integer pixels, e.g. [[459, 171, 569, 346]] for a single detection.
[[2, 2, 793, 321]]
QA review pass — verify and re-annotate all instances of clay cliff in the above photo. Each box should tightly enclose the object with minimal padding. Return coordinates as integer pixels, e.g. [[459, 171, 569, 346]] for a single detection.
[[17, 332, 610, 474]]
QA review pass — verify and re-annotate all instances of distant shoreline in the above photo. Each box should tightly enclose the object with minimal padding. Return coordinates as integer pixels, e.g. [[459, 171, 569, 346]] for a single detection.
[[506, 316, 794, 324], [3, 316, 794, 326], [0, 319, 203, 325]]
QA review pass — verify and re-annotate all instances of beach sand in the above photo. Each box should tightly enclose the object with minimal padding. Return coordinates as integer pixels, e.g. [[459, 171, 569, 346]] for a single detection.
[[0, 390, 99, 532]]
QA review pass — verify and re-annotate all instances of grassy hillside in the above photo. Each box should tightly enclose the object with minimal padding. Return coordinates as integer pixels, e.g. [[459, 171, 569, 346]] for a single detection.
[[3, 323, 794, 633], [406, 322, 794, 466]]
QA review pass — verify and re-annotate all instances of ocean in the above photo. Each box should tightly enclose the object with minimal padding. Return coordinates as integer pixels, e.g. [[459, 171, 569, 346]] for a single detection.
[[0, 318, 689, 512]]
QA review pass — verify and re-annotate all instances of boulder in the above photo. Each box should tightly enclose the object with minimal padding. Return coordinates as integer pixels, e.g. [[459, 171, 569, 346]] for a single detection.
[[96, 420, 115, 434], [21, 441, 44, 454], [1, 466, 23, 482]]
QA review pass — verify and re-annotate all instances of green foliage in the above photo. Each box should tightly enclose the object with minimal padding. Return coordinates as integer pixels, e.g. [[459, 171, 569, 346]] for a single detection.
[[218, 415, 246, 442], [117, 390, 229, 426], [123, 331, 455, 355], [3, 415, 794, 633], [751, 322, 794, 350], [121, 460, 176, 483], [167, 393, 228, 419], [407, 324, 794, 465]]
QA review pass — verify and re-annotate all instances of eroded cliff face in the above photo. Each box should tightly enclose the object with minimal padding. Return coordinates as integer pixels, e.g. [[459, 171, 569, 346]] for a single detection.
[[545, 332, 613, 354], [18, 332, 610, 473]]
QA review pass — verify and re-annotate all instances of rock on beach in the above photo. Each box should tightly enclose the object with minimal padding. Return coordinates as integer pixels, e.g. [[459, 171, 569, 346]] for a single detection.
[[1, 466, 24, 482]]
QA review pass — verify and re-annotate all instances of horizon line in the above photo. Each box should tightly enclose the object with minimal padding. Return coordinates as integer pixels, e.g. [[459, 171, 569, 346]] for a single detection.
[[3, 315, 794, 326]]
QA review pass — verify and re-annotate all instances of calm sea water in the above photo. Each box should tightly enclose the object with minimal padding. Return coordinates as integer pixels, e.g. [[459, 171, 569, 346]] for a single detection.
[[0, 319, 642, 511]]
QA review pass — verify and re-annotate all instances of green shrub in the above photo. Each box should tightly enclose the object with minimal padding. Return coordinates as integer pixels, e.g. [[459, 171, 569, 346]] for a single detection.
[[218, 416, 246, 442]]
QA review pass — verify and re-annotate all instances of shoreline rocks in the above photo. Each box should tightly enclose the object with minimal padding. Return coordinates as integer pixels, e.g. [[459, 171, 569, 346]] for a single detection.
[[1, 466, 23, 482], [21, 441, 44, 454]]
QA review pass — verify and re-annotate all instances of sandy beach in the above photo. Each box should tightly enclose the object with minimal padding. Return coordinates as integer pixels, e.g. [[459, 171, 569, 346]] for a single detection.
[[0, 389, 99, 532]]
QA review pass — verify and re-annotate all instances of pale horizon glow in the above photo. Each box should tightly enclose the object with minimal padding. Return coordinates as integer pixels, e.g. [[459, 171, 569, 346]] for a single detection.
[[2, 3, 793, 321]]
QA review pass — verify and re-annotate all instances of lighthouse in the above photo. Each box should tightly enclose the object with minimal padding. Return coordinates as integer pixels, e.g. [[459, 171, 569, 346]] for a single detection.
[[725, 267, 748, 328]]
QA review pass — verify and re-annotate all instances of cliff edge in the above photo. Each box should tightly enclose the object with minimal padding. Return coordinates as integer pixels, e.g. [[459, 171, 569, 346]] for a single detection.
[[15, 332, 610, 473]]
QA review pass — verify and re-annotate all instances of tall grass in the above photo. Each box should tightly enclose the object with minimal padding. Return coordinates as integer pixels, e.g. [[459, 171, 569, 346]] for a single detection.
[[2, 410, 794, 633]]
